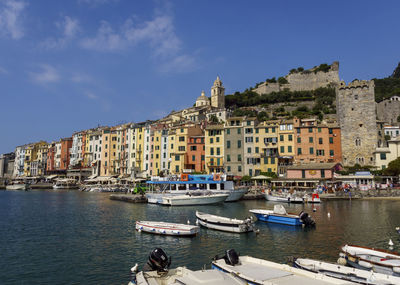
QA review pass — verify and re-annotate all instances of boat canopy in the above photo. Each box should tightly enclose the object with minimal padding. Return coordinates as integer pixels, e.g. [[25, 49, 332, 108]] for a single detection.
[[147, 174, 224, 184]]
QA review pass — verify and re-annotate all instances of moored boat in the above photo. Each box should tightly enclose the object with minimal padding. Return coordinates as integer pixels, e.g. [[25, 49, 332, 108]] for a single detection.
[[195, 211, 254, 233], [265, 192, 304, 203], [341, 244, 400, 276], [250, 204, 315, 227], [293, 257, 400, 285], [161, 193, 228, 206], [135, 221, 199, 236], [6, 182, 29, 190], [211, 249, 354, 284], [53, 178, 79, 189], [304, 193, 321, 203], [129, 248, 244, 285]]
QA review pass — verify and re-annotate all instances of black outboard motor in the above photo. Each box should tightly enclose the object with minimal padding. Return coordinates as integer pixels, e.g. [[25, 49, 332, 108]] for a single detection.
[[299, 211, 316, 227], [223, 249, 240, 266], [144, 248, 171, 272]]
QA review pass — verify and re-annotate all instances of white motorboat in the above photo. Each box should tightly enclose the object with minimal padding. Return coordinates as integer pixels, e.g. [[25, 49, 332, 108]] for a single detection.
[[129, 248, 244, 285], [250, 205, 316, 227], [293, 257, 400, 285], [212, 249, 354, 284], [195, 211, 254, 233], [135, 221, 199, 236], [341, 244, 400, 276], [161, 193, 228, 206], [53, 178, 79, 189], [6, 182, 29, 190], [265, 192, 304, 203], [146, 174, 246, 203]]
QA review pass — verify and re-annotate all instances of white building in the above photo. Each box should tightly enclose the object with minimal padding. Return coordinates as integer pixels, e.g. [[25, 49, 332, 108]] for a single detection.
[[143, 124, 151, 176], [374, 136, 400, 170], [54, 141, 62, 169], [70, 132, 84, 167], [13, 145, 27, 177], [384, 125, 400, 139], [126, 124, 136, 176]]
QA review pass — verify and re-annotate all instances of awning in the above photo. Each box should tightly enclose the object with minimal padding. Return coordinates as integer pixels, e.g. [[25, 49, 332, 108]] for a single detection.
[[251, 175, 271, 180], [46, 175, 58, 180]]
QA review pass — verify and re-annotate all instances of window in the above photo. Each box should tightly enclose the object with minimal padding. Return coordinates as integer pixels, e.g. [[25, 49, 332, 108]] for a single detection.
[[175, 165, 179, 173], [301, 170, 305, 178], [319, 138, 323, 144], [201, 155, 205, 161], [237, 128, 241, 134], [280, 135, 284, 141], [280, 146, 284, 153], [255, 137, 259, 143], [171, 143, 174, 149], [190, 146, 197, 151], [321, 170, 325, 178], [210, 148, 214, 155], [175, 155, 180, 161], [178, 146, 185, 151], [318, 127, 321, 133], [297, 128, 300, 134], [288, 135, 292, 141], [227, 155, 231, 162], [309, 137, 313, 143], [226, 129, 230, 135], [267, 168, 272, 172], [247, 147, 251, 153], [329, 137, 333, 144], [255, 129, 259, 134], [179, 136, 185, 142], [309, 147, 314, 154], [192, 155, 196, 161], [216, 148, 220, 155], [238, 154, 242, 162], [216, 137, 220, 143], [288, 146, 292, 153], [380, 153, 386, 160], [265, 128, 269, 133], [280, 125, 286, 131], [329, 128, 333, 134], [227, 166, 231, 172], [316, 149, 325, 156], [237, 140, 242, 148], [287, 124, 293, 130], [330, 150, 334, 156], [308, 127, 313, 133], [227, 141, 231, 148], [272, 127, 276, 133], [238, 165, 242, 172], [297, 137, 301, 143], [255, 147, 259, 153], [298, 148, 302, 155], [210, 138, 213, 144], [271, 157, 275, 164]]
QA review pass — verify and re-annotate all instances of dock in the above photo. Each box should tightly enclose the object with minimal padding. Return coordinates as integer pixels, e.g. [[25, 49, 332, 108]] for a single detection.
[[109, 194, 147, 203]]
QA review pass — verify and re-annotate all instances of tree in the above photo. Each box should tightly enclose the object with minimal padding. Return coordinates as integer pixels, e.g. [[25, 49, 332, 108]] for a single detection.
[[209, 115, 219, 123], [383, 157, 400, 176], [278, 77, 288, 84]]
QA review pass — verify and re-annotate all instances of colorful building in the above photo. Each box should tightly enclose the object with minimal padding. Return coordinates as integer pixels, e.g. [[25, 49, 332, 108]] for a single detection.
[[205, 124, 224, 173]]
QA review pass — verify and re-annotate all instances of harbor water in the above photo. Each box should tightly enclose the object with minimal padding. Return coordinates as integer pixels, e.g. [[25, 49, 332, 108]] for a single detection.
[[1, 189, 400, 284]]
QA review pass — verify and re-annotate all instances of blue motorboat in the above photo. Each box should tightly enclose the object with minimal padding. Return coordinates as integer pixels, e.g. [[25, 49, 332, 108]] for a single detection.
[[250, 205, 315, 227]]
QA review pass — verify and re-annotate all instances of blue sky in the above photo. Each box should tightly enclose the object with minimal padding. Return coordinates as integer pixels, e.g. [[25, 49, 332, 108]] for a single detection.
[[0, 0, 399, 153]]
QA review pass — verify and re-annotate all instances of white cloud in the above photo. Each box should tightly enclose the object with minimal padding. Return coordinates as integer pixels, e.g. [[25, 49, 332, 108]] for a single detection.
[[29, 64, 60, 84], [80, 14, 181, 57], [84, 91, 98, 99], [158, 54, 197, 73], [0, 66, 8, 74], [41, 16, 80, 49], [0, 0, 27, 39]]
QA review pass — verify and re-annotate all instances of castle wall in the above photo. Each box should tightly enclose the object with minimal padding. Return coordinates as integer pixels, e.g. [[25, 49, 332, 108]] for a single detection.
[[336, 80, 377, 166], [253, 62, 340, 95], [377, 99, 400, 124]]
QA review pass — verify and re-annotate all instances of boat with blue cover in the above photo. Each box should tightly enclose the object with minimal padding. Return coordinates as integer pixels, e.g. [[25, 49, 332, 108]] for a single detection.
[[146, 174, 246, 204], [249, 205, 315, 227]]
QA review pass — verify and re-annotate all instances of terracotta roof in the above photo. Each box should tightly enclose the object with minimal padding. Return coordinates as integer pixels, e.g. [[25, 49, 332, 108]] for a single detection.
[[287, 162, 340, 170]]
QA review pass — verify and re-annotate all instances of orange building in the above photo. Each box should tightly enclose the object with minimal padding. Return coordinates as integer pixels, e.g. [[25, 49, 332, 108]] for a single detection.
[[46, 143, 56, 172], [186, 136, 205, 172], [59, 138, 72, 170], [294, 118, 342, 164]]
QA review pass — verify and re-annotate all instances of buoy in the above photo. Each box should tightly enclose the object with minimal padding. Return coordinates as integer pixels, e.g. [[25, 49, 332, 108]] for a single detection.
[[389, 239, 394, 246], [131, 263, 139, 273], [187, 219, 190, 224], [337, 257, 347, 266], [255, 229, 260, 235], [327, 212, 331, 218]]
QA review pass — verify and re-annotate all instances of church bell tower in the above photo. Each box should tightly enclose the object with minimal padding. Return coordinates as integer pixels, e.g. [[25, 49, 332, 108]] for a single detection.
[[211, 76, 225, 109]]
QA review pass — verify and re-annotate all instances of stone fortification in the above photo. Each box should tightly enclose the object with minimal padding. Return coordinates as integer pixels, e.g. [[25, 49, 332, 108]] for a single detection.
[[376, 97, 400, 124], [254, 61, 340, 95], [336, 80, 377, 166]]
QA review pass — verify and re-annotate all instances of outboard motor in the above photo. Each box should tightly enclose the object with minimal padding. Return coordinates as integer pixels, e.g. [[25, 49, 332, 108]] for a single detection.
[[144, 248, 171, 272], [299, 211, 316, 227], [223, 249, 240, 266]]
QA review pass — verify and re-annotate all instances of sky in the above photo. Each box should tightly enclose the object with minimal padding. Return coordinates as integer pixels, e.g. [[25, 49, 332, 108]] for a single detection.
[[0, 0, 399, 153]]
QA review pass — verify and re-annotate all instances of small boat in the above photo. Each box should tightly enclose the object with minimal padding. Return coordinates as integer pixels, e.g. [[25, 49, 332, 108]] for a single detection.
[[341, 244, 400, 276], [304, 193, 321, 203], [53, 178, 79, 189], [293, 257, 400, 285], [250, 205, 316, 227], [129, 248, 244, 285], [265, 192, 304, 203], [195, 211, 254, 233], [396, 227, 400, 235], [6, 182, 29, 190], [211, 249, 354, 284], [161, 193, 228, 206], [135, 221, 199, 236]]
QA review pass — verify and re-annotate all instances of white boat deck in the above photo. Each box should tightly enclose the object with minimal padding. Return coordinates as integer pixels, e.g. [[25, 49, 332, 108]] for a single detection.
[[196, 211, 247, 225], [213, 256, 354, 285]]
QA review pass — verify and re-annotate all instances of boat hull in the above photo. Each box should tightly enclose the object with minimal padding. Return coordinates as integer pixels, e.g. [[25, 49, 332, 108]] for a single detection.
[[162, 194, 228, 206], [135, 221, 199, 236], [6, 184, 29, 190], [250, 210, 303, 226], [195, 211, 253, 233], [265, 194, 303, 203]]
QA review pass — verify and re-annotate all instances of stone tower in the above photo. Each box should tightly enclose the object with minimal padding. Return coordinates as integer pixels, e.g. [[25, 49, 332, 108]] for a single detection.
[[211, 76, 225, 109], [336, 80, 377, 166]]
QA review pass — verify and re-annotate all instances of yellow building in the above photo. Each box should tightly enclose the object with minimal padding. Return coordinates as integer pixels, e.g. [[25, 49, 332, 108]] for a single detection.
[[255, 121, 279, 174], [135, 125, 145, 172], [277, 119, 295, 176], [205, 124, 224, 173], [152, 126, 163, 176], [100, 128, 118, 176]]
